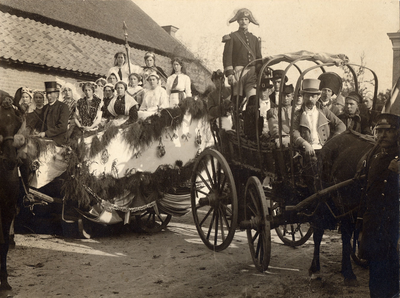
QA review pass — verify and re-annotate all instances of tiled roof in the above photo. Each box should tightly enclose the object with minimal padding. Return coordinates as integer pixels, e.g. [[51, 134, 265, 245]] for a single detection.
[[0, 0, 194, 60], [0, 11, 148, 76]]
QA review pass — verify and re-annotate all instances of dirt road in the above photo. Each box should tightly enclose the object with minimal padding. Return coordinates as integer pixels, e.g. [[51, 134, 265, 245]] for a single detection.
[[3, 214, 370, 298]]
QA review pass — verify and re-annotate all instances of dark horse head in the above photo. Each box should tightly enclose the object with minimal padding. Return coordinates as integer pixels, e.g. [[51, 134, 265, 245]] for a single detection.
[[0, 91, 25, 171]]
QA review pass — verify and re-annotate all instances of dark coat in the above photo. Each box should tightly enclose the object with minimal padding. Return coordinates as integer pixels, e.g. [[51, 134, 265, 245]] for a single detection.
[[222, 29, 262, 77], [292, 106, 346, 148], [26, 108, 44, 132], [338, 112, 372, 135], [41, 100, 69, 145], [359, 145, 400, 261], [207, 86, 231, 119]]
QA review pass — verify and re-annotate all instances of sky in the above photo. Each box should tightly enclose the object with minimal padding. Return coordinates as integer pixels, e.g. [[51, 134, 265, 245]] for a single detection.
[[134, 0, 399, 92]]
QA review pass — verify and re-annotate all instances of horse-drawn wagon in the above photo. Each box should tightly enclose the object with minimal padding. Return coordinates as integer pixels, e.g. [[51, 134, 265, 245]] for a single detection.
[[19, 97, 214, 238], [190, 51, 379, 275]]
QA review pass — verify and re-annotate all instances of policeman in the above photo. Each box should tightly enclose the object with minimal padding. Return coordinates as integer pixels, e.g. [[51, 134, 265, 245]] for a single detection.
[[222, 8, 262, 107], [358, 112, 400, 298]]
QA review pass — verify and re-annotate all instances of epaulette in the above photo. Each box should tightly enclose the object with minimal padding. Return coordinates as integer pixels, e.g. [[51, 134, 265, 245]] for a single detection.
[[222, 34, 231, 43]]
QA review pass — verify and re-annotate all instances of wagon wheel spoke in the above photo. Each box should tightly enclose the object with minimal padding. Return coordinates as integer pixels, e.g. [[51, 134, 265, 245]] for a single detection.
[[210, 155, 217, 186], [197, 172, 212, 192], [201, 160, 215, 189], [220, 205, 231, 230], [206, 209, 216, 241], [199, 207, 213, 227], [219, 206, 226, 241], [214, 208, 219, 247], [252, 230, 260, 243], [194, 187, 209, 197], [291, 225, 296, 242]]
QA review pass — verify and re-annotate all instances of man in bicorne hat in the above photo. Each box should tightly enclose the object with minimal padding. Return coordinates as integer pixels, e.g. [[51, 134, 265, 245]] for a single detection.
[[37, 81, 69, 145], [222, 8, 262, 107], [293, 78, 345, 190]]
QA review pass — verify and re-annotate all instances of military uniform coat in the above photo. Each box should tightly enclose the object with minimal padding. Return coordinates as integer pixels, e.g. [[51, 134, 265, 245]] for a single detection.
[[222, 29, 262, 77], [359, 145, 400, 261]]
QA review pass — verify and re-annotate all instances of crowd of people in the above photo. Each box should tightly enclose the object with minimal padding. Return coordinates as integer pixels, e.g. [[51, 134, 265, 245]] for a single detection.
[[15, 51, 193, 145]]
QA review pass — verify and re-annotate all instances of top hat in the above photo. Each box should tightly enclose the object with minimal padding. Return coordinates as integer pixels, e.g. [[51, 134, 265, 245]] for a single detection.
[[229, 8, 259, 25], [300, 79, 322, 95], [45, 81, 60, 93], [272, 70, 288, 83], [318, 72, 342, 95]]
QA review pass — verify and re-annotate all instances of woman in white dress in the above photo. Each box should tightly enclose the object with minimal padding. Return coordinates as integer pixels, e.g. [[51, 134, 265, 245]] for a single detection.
[[127, 73, 144, 107], [140, 73, 169, 112], [107, 50, 142, 84], [166, 57, 192, 107]]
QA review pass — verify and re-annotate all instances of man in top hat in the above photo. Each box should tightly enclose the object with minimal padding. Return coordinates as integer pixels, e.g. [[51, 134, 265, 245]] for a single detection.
[[269, 69, 288, 106], [317, 72, 342, 116], [357, 112, 400, 298], [293, 78, 345, 190], [338, 91, 371, 134], [222, 8, 262, 107], [37, 81, 69, 145]]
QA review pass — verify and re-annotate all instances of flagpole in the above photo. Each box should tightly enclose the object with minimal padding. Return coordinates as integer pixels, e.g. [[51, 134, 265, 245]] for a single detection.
[[123, 21, 132, 75]]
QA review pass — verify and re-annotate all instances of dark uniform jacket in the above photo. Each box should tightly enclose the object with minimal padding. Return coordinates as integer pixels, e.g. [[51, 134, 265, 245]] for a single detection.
[[222, 28, 262, 77], [41, 100, 69, 145], [292, 106, 346, 148], [359, 145, 400, 261]]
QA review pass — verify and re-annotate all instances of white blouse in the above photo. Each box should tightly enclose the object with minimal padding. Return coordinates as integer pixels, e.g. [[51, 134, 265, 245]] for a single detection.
[[166, 73, 192, 106], [140, 86, 170, 112], [108, 63, 143, 85]]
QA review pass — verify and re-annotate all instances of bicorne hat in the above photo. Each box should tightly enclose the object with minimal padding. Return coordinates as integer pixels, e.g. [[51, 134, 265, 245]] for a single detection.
[[45, 81, 60, 93], [300, 79, 322, 95], [229, 8, 259, 25], [272, 70, 288, 83], [318, 72, 342, 95]]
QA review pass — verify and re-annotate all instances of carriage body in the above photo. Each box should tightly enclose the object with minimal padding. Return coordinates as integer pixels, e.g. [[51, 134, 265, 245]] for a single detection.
[[20, 101, 214, 237], [190, 51, 380, 272]]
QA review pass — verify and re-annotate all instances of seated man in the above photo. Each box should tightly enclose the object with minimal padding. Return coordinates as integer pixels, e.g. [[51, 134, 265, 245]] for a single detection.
[[259, 77, 276, 135], [269, 70, 288, 106], [267, 84, 294, 146], [207, 70, 232, 130], [37, 81, 70, 145], [338, 91, 372, 135], [293, 78, 345, 191], [317, 72, 342, 116]]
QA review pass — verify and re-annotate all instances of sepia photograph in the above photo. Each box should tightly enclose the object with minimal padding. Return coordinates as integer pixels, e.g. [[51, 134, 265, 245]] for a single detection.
[[0, 0, 399, 297]]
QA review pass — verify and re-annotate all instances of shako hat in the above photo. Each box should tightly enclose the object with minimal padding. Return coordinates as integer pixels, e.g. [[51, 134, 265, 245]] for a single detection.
[[229, 8, 259, 25], [272, 70, 288, 83], [318, 72, 342, 95], [300, 79, 322, 95], [45, 81, 60, 93]]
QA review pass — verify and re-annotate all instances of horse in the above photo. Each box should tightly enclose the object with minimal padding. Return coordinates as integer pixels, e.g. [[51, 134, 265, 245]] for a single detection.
[[0, 91, 26, 290], [308, 130, 375, 285]]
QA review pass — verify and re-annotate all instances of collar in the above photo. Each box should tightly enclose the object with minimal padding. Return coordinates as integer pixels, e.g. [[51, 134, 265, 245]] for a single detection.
[[238, 28, 248, 34], [49, 100, 57, 106]]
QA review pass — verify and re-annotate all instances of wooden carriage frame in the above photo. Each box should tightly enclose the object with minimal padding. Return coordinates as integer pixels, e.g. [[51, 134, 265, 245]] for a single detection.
[[190, 52, 379, 272]]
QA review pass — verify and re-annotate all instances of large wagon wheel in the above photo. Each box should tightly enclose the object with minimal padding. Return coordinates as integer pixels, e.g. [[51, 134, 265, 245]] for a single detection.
[[191, 149, 238, 252], [272, 202, 313, 247], [136, 208, 172, 233], [244, 176, 271, 272]]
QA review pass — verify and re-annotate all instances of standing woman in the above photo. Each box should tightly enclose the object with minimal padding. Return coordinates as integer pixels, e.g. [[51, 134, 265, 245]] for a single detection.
[[166, 57, 192, 107], [142, 52, 167, 88], [74, 82, 103, 133], [107, 51, 142, 84], [107, 81, 138, 123]]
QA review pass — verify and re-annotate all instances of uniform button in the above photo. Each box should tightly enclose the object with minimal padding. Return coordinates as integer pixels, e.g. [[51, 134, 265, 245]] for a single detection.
[[382, 193, 385, 196], [384, 180, 387, 183]]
